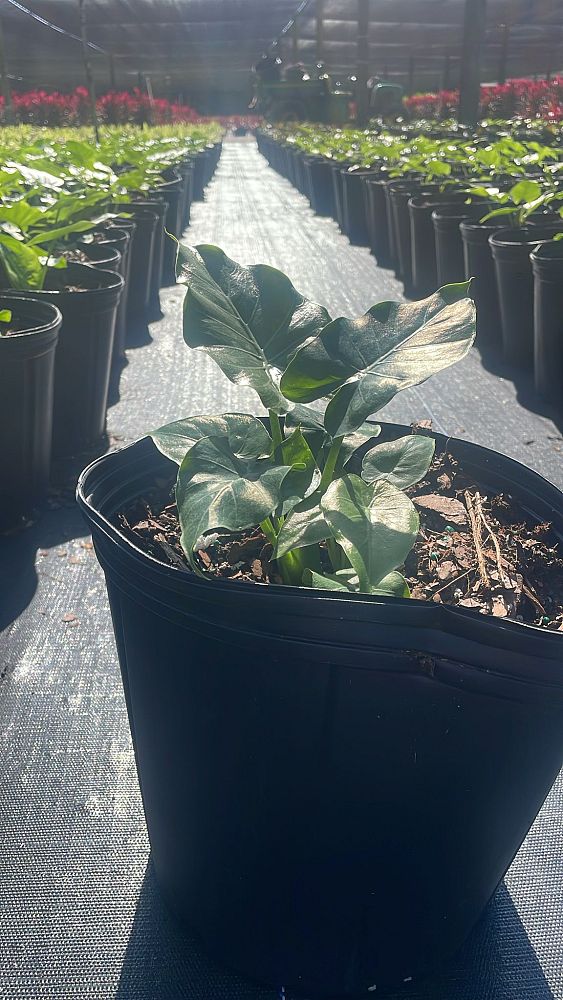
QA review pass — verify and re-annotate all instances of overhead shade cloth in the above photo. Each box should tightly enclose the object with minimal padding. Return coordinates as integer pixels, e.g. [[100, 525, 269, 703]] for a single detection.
[[0, 0, 561, 108]]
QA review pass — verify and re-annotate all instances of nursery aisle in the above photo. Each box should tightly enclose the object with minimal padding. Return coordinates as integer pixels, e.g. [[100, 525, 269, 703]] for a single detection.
[[0, 137, 561, 1000], [112, 137, 563, 485]]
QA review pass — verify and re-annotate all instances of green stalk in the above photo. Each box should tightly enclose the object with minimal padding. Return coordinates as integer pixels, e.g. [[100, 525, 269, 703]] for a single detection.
[[319, 436, 343, 494], [268, 409, 284, 457], [260, 516, 277, 547]]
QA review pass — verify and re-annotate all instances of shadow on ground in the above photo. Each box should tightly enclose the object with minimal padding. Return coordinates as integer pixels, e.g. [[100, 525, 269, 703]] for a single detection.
[[0, 440, 109, 631], [115, 865, 554, 1000], [476, 346, 563, 435]]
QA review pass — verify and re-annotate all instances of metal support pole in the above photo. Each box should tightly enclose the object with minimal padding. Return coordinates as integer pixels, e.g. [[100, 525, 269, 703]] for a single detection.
[[316, 0, 325, 65], [498, 23, 509, 84], [0, 15, 15, 124], [459, 0, 487, 124], [78, 0, 100, 143], [356, 0, 370, 126]]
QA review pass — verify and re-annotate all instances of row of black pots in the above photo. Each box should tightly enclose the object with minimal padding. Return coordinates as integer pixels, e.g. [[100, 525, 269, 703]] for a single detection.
[[258, 134, 563, 411], [0, 143, 222, 532]]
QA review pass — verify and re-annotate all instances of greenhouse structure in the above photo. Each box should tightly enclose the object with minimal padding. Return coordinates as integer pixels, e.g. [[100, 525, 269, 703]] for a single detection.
[[0, 2, 562, 999]]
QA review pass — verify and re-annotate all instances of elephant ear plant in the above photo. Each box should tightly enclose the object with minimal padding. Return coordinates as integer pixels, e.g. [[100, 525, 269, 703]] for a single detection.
[[152, 244, 476, 597]]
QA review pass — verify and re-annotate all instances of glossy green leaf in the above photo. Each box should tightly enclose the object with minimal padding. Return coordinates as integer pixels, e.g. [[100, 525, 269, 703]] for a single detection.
[[151, 413, 271, 466], [362, 435, 435, 489], [275, 497, 333, 558], [279, 427, 320, 513], [284, 403, 325, 432], [303, 568, 357, 592], [176, 243, 332, 412], [0, 201, 45, 231], [0, 234, 45, 289], [28, 217, 108, 248], [509, 179, 542, 205], [320, 475, 419, 593], [176, 423, 294, 569], [340, 421, 381, 467], [281, 284, 475, 437], [303, 567, 410, 597]]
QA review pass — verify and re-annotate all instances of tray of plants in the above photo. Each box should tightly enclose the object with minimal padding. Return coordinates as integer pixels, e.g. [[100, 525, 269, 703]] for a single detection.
[[77, 244, 563, 997]]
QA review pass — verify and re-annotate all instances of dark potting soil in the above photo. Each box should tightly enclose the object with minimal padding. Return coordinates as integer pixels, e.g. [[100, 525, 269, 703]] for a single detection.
[[118, 452, 563, 631], [63, 250, 92, 265]]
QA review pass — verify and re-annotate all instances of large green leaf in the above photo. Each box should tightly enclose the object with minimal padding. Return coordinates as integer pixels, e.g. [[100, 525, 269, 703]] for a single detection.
[[340, 421, 381, 467], [275, 497, 333, 558], [151, 413, 271, 466], [0, 201, 45, 231], [176, 421, 294, 569], [304, 567, 410, 597], [281, 284, 476, 437], [279, 427, 320, 513], [176, 243, 332, 412], [28, 217, 110, 248], [284, 403, 325, 432], [0, 234, 45, 289], [362, 435, 435, 489], [320, 475, 419, 593], [509, 179, 542, 205], [8, 162, 65, 192]]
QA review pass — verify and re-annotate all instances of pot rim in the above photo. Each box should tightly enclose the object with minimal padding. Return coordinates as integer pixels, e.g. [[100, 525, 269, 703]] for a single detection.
[[489, 226, 561, 249], [14, 261, 123, 296], [0, 294, 62, 339], [77, 425, 563, 650]]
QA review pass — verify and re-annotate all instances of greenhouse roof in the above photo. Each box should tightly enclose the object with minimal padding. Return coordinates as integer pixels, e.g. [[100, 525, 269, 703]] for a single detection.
[[1, 0, 562, 98]]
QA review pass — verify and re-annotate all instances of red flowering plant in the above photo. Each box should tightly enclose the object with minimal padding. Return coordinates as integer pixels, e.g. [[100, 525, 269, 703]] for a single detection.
[[0, 87, 202, 127], [405, 76, 563, 122]]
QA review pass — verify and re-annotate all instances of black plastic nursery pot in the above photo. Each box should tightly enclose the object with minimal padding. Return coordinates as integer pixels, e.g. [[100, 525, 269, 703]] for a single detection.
[[341, 168, 375, 246], [192, 149, 211, 201], [432, 203, 488, 287], [115, 199, 167, 321], [111, 204, 158, 323], [141, 199, 167, 309], [13, 263, 123, 459], [0, 297, 62, 531], [151, 177, 184, 286], [408, 192, 466, 299], [78, 236, 128, 362], [388, 182, 440, 295], [293, 150, 309, 198], [77, 425, 563, 998], [460, 218, 504, 355], [365, 174, 393, 268], [77, 242, 122, 273], [489, 225, 562, 369], [531, 240, 563, 405], [105, 221, 136, 361], [330, 162, 346, 229], [304, 157, 336, 217], [178, 159, 195, 230]]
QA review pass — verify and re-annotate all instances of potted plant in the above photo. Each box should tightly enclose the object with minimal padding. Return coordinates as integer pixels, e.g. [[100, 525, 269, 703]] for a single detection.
[[0, 296, 62, 530], [77, 245, 563, 996], [530, 238, 563, 405], [0, 229, 124, 459]]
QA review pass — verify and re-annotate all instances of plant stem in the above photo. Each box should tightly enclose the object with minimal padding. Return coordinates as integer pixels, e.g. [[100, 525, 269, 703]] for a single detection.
[[269, 409, 284, 456], [260, 516, 277, 547], [319, 436, 343, 493]]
